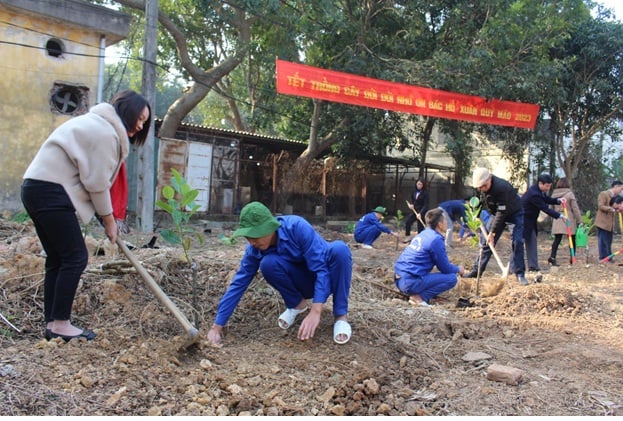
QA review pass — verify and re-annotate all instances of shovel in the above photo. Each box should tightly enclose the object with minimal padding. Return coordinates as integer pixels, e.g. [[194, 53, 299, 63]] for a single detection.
[[116, 237, 199, 348], [478, 220, 509, 278]]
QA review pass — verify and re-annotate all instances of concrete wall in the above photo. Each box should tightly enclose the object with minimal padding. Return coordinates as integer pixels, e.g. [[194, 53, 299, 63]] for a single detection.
[[0, 0, 129, 212]]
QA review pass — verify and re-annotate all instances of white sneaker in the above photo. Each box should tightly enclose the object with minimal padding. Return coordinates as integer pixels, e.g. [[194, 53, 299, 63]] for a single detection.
[[361, 244, 373, 249]]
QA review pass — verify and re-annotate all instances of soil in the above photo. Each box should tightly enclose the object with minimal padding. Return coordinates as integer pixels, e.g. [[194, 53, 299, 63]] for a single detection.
[[1, 218, 622, 416]]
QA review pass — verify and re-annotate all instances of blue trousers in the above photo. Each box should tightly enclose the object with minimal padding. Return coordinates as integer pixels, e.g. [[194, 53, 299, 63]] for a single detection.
[[21, 179, 89, 322], [354, 226, 382, 246], [523, 222, 540, 270], [259, 241, 352, 317], [472, 210, 525, 276], [394, 272, 457, 302]]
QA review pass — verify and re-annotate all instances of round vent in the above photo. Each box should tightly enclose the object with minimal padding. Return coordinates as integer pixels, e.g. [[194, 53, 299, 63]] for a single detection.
[[51, 89, 80, 114]]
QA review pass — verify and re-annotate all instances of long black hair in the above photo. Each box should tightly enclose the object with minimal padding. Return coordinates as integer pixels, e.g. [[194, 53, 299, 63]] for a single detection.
[[111, 90, 151, 146]]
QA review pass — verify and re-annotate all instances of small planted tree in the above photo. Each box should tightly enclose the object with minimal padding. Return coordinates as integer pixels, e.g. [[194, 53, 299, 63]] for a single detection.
[[155, 168, 205, 327], [391, 209, 405, 250], [155, 168, 205, 264], [463, 197, 484, 297], [463, 197, 484, 248]]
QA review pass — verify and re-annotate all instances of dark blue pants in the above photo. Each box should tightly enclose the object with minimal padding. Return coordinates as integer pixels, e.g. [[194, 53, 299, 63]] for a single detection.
[[259, 241, 352, 317], [394, 272, 458, 303], [597, 228, 613, 260], [354, 226, 382, 246], [472, 210, 525, 276], [21, 179, 88, 322]]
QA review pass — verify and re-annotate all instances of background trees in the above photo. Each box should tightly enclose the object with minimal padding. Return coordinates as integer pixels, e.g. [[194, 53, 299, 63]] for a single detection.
[[101, 0, 623, 212]]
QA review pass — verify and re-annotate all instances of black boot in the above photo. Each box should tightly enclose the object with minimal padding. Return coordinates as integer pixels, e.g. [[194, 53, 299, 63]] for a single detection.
[[547, 257, 558, 266]]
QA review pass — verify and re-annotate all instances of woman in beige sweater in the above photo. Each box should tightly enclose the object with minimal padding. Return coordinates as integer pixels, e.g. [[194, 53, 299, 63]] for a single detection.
[[548, 178, 582, 266], [21, 90, 151, 341]]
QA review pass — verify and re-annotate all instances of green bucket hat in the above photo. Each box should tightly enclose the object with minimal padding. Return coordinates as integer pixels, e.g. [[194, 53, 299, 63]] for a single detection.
[[373, 206, 387, 215], [232, 201, 281, 238]]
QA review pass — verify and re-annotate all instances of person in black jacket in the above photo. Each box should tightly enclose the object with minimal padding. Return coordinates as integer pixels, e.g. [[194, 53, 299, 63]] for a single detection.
[[464, 168, 529, 285], [404, 177, 429, 242], [521, 173, 566, 272]]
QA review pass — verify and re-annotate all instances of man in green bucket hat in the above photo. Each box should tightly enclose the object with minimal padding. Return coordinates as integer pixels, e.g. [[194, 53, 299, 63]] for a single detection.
[[354, 206, 398, 249], [207, 201, 353, 345]]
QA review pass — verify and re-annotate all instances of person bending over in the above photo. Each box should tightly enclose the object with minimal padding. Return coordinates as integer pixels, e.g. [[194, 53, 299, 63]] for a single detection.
[[207, 202, 353, 345], [354, 206, 398, 249]]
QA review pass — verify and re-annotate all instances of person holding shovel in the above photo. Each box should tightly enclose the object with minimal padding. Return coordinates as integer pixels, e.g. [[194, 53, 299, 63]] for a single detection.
[[404, 178, 429, 242], [464, 168, 529, 285], [207, 202, 353, 345], [394, 207, 465, 307], [21, 90, 151, 341], [548, 178, 582, 266], [354, 206, 398, 249]]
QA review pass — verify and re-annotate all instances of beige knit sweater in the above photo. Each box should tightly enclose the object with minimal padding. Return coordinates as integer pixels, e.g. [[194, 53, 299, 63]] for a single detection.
[[23, 103, 129, 223]]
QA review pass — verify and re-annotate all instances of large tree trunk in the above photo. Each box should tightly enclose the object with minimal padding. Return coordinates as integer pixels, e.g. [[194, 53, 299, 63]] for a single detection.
[[277, 100, 350, 210], [419, 117, 435, 179], [116, 0, 252, 139]]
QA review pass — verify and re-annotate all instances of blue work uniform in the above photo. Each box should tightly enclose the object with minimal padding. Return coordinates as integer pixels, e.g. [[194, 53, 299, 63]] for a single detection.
[[438, 199, 468, 247], [354, 212, 392, 246], [214, 215, 352, 327], [394, 227, 459, 302]]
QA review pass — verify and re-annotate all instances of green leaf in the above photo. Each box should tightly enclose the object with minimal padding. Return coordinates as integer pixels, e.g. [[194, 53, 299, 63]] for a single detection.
[[162, 185, 175, 200], [160, 229, 181, 245], [183, 237, 192, 251], [155, 200, 174, 213], [181, 190, 199, 207]]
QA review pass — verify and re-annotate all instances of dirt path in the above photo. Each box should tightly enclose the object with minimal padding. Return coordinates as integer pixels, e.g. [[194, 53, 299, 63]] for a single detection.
[[1, 220, 622, 415]]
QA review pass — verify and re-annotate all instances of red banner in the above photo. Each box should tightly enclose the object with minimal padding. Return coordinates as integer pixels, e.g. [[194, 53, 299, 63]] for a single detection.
[[276, 59, 539, 130]]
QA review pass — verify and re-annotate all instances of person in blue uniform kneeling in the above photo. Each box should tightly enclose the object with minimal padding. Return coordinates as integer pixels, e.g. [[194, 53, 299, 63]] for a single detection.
[[207, 202, 353, 345], [354, 206, 398, 249], [394, 208, 465, 307]]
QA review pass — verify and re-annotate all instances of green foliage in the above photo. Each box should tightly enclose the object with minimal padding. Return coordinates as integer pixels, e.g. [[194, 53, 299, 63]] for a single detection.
[[389, 210, 405, 230], [218, 233, 237, 246], [464, 197, 484, 248], [10, 211, 30, 223], [579, 211, 596, 235], [0, 327, 14, 338], [343, 222, 355, 234], [155, 168, 205, 264], [391, 209, 405, 250]]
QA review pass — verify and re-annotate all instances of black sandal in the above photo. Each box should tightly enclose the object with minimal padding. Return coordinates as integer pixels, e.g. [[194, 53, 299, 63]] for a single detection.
[[46, 328, 96, 342]]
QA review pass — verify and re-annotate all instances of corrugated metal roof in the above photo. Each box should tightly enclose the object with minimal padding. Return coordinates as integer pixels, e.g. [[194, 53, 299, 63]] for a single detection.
[[156, 119, 453, 171], [158, 119, 307, 149]]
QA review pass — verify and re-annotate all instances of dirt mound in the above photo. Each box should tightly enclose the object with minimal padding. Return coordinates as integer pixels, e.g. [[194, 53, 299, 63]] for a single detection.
[[1, 219, 622, 415]]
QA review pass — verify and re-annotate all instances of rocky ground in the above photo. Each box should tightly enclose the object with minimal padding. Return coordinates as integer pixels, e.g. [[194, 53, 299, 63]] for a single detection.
[[1, 217, 622, 416]]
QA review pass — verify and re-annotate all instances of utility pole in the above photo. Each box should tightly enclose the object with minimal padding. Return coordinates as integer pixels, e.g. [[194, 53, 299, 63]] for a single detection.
[[136, 0, 158, 234]]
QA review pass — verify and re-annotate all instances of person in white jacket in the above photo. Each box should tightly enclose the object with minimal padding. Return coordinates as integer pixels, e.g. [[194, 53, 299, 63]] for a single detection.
[[21, 90, 151, 342]]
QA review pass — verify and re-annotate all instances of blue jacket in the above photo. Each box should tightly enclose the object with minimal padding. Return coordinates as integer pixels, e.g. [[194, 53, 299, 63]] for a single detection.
[[439, 200, 467, 222], [354, 212, 391, 238], [214, 215, 334, 326], [394, 227, 460, 278]]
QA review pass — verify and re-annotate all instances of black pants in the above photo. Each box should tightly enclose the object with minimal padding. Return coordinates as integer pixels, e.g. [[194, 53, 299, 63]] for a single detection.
[[404, 212, 424, 236], [550, 233, 576, 260], [21, 179, 88, 322]]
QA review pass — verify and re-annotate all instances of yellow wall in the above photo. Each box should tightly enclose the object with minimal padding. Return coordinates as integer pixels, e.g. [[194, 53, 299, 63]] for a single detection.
[[0, 7, 101, 211]]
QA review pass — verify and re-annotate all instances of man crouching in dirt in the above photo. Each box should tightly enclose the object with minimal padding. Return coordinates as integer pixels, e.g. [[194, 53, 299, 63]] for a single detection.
[[207, 201, 353, 345]]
